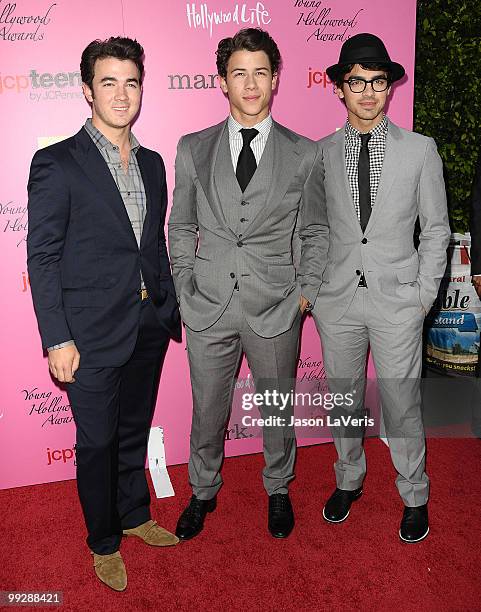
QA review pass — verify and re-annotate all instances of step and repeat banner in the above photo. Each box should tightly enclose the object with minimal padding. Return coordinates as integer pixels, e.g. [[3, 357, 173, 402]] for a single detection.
[[0, 0, 417, 489]]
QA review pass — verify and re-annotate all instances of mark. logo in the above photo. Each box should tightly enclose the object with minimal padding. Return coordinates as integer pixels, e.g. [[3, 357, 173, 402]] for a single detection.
[[168, 72, 218, 90]]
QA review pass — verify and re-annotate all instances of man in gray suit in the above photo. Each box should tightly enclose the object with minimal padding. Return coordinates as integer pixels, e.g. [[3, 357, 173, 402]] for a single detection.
[[168, 28, 325, 539], [312, 34, 450, 542]]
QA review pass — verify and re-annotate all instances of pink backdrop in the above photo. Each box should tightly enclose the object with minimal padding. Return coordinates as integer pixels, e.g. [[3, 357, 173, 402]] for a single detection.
[[0, 0, 417, 489]]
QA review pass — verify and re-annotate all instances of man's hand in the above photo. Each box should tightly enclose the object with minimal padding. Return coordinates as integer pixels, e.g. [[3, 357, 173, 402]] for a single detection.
[[48, 344, 80, 383], [473, 276, 481, 298], [299, 295, 310, 313]]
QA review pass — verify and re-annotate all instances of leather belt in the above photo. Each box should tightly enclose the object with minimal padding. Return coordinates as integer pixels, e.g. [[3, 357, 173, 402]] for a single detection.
[[137, 288, 149, 300], [358, 274, 367, 288]]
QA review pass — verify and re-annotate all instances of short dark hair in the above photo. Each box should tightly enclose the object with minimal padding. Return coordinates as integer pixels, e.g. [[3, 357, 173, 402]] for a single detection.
[[80, 36, 144, 90], [334, 63, 392, 88], [216, 28, 281, 78]]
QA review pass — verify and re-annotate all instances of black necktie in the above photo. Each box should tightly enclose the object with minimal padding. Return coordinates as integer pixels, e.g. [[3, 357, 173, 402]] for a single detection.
[[358, 132, 372, 232], [236, 128, 258, 192]]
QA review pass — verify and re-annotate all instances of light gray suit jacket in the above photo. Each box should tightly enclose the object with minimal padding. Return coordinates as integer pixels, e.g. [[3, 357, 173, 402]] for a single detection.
[[168, 119, 327, 337], [315, 119, 450, 324]]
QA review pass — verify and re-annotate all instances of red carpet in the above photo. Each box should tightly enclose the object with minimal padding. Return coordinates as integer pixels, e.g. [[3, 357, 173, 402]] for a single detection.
[[1, 439, 480, 612]]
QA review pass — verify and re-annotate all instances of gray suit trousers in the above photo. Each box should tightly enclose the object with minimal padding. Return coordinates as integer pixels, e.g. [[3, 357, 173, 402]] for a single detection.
[[185, 290, 301, 499], [312, 286, 429, 507]]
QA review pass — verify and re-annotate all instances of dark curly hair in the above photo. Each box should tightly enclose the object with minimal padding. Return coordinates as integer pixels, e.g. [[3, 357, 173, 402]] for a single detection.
[[334, 63, 392, 88], [216, 28, 281, 77], [80, 36, 144, 91]]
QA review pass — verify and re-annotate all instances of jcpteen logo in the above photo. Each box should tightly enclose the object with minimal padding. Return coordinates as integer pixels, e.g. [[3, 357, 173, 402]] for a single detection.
[[0, 68, 82, 102]]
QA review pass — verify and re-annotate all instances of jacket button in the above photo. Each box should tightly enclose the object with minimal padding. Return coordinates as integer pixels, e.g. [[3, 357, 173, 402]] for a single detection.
[[237, 241, 244, 247], [356, 269, 361, 275], [240, 218, 247, 223], [361, 238, 367, 244], [230, 272, 235, 278], [240, 200, 248, 206]]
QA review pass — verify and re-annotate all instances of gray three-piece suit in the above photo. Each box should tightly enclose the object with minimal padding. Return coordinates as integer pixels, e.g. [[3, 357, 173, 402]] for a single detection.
[[168, 119, 326, 498]]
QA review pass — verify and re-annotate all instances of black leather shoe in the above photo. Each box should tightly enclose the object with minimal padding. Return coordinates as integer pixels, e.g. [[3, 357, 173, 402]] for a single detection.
[[175, 495, 217, 540], [322, 487, 363, 523], [268, 493, 294, 538], [399, 504, 429, 543]]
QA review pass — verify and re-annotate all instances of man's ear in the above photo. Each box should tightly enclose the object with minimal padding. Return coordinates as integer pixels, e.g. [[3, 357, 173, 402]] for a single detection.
[[82, 82, 93, 103], [335, 85, 344, 99], [219, 75, 228, 94]]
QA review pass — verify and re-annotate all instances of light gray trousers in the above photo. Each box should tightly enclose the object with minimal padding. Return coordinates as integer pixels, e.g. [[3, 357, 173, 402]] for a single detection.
[[185, 290, 301, 499], [312, 286, 429, 507]]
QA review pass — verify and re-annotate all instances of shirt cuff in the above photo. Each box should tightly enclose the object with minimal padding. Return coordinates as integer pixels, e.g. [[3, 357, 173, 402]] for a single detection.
[[47, 340, 75, 351]]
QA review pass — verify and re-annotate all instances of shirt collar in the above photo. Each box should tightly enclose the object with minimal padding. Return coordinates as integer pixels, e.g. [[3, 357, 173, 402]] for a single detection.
[[345, 115, 388, 145], [228, 113, 273, 141], [84, 118, 140, 153]]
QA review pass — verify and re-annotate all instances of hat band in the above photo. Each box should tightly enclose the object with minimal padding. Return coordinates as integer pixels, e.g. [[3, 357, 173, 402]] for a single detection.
[[341, 46, 390, 63]]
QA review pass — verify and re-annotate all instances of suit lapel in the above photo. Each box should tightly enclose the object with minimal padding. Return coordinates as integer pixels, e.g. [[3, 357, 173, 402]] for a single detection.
[[191, 120, 237, 238], [365, 121, 402, 235], [241, 122, 303, 239], [69, 128, 137, 246], [136, 147, 154, 250], [325, 129, 362, 232]]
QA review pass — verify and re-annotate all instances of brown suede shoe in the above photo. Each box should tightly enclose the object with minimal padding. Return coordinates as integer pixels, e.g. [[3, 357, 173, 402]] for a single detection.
[[123, 520, 179, 546], [92, 551, 127, 592]]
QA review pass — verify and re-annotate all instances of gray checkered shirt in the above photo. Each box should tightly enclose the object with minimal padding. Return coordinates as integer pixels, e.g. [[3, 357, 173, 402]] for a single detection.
[[84, 118, 147, 249], [345, 115, 388, 221]]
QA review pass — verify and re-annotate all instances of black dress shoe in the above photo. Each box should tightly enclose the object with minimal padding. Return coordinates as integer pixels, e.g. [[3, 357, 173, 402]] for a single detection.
[[175, 495, 217, 540], [322, 487, 363, 523], [268, 493, 294, 538], [399, 504, 429, 543]]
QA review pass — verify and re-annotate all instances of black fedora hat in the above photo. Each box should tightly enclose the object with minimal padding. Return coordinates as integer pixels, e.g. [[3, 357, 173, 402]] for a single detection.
[[326, 33, 405, 83]]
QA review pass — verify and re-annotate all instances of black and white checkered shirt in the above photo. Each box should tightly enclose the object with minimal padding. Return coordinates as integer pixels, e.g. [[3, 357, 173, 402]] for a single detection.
[[345, 115, 388, 221]]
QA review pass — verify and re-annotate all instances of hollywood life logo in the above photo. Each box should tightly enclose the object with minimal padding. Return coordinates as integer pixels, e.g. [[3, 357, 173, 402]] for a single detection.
[[0, 68, 83, 102], [186, 2, 271, 38], [46, 445, 76, 466], [293, 0, 363, 43], [22, 386, 74, 428], [0, 200, 27, 247], [0, 0, 56, 42]]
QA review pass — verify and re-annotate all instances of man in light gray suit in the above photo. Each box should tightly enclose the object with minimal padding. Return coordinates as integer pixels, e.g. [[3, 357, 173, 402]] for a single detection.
[[168, 28, 325, 539], [312, 34, 450, 542]]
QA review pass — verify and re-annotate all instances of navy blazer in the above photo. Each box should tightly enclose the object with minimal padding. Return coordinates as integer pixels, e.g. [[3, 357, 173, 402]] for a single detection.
[[27, 127, 181, 368]]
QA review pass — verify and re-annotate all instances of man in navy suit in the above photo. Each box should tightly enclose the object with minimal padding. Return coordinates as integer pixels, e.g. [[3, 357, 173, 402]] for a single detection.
[[27, 37, 181, 591]]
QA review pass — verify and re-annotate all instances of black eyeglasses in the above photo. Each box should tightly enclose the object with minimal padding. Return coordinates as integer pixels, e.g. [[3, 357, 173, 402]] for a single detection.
[[343, 77, 390, 93]]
